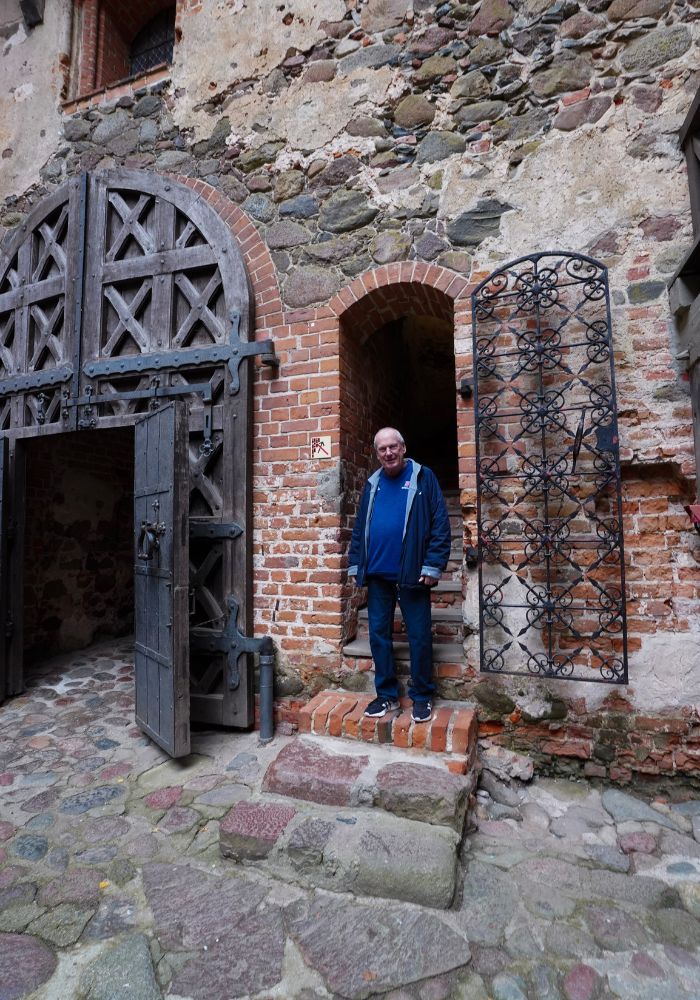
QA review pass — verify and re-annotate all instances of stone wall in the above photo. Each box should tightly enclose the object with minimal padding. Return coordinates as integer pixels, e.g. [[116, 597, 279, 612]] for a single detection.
[[1, 0, 700, 778]]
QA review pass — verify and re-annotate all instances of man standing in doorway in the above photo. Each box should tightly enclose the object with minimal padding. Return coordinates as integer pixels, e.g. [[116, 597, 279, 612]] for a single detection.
[[348, 428, 451, 723]]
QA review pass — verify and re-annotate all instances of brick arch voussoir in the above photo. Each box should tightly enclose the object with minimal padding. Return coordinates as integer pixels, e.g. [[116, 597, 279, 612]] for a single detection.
[[329, 262, 471, 334], [174, 175, 282, 337]]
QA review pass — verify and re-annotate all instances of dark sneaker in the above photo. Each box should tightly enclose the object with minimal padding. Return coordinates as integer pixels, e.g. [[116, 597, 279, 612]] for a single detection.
[[412, 700, 432, 723], [364, 697, 400, 718]]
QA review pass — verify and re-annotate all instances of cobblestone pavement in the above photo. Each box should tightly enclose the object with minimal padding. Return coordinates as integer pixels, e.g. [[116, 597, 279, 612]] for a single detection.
[[0, 640, 699, 1000]]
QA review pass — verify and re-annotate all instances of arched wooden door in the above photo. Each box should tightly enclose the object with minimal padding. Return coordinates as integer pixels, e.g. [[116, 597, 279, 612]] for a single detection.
[[0, 169, 271, 753]]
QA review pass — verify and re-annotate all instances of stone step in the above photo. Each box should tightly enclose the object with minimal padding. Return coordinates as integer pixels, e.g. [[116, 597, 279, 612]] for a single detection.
[[262, 735, 474, 828], [342, 638, 465, 661], [219, 734, 477, 909], [220, 794, 461, 909], [298, 690, 478, 762], [355, 606, 465, 643], [357, 606, 465, 624], [354, 621, 464, 646]]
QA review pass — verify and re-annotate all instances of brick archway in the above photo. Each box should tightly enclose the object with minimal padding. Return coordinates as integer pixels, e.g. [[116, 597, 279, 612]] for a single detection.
[[328, 261, 474, 511], [327, 263, 477, 686]]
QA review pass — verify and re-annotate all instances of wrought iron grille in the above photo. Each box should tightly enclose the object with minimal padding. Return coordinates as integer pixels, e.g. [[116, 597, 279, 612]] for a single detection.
[[471, 252, 628, 684]]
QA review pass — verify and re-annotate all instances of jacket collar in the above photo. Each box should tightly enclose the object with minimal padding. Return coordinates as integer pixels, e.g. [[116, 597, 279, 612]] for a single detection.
[[368, 459, 421, 488]]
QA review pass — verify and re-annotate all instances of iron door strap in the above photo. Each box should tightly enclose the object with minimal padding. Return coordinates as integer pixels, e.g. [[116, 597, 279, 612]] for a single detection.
[[189, 521, 243, 539], [0, 366, 73, 397], [81, 311, 278, 395], [190, 596, 267, 690]]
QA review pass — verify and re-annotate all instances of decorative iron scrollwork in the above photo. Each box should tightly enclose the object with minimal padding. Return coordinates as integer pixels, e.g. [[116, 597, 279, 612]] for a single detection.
[[472, 252, 628, 684]]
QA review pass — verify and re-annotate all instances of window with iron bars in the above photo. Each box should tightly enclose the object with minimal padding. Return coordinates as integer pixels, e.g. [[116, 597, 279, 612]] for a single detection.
[[129, 8, 176, 77]]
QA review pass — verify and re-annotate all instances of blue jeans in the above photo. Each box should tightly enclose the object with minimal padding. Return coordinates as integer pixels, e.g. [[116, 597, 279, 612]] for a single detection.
[[366, 577, 435, 704]]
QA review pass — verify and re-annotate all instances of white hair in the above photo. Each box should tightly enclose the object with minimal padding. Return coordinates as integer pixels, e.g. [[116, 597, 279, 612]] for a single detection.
[[373, 428, 405, 450]]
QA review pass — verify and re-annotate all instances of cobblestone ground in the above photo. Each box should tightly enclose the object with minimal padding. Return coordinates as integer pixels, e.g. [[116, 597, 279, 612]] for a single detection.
[[0, 639, 699, 1000]]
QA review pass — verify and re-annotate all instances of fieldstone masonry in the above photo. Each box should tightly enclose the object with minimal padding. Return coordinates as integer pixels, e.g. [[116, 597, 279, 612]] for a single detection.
[[1, 0, 699, 781]]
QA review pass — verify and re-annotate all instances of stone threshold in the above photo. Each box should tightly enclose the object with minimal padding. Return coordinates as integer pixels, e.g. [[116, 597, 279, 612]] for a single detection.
[[299, 689, 478, 772]]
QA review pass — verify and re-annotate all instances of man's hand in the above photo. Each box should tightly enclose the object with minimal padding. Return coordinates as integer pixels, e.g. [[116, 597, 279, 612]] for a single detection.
[[419, 575, 438, 587]]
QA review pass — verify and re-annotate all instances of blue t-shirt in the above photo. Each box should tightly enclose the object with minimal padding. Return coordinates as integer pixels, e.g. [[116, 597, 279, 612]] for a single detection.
[[366, 461, 413, 580]]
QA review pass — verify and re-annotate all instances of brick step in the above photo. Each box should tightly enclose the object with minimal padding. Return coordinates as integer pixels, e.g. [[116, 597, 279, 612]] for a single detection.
[[219, 731, 477, 909], [430, 579, 463, 603], [342, 638, 465, 660], [299, 689, 478, 760]]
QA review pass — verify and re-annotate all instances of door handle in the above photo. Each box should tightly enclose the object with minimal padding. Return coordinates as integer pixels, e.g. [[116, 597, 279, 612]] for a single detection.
[[137, 520, 166, 561]]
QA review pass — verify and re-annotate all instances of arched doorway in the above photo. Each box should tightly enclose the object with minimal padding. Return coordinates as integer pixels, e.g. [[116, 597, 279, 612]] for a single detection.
[[0, 169, 270, 755], [337, 278, 468, 698]]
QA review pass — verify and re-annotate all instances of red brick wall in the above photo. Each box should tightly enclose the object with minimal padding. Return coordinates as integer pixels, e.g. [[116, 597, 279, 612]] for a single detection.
[[169, 179, 700, 783]]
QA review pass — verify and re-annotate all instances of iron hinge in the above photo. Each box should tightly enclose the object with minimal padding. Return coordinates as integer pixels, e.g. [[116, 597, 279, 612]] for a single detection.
[[189, 521, 243, 540], [80, 311, 279, 395], [0, 365, 72, 399], [190, 596, 267, 690]]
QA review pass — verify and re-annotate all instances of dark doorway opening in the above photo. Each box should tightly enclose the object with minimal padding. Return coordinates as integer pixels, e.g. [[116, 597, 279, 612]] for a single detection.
[[23, 427, 135, 667], [340, 301, 461, 653], [373, 315, 458, 490], [342, 313, 458, 494]]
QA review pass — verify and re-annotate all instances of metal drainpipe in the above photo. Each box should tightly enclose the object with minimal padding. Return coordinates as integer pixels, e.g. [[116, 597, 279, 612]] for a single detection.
[[258, 636, 275, 745]]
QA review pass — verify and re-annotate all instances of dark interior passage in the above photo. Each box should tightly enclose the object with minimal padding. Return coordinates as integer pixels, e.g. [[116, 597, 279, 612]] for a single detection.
[[23, 427, 135, 665], [370, 315, 458, 490]]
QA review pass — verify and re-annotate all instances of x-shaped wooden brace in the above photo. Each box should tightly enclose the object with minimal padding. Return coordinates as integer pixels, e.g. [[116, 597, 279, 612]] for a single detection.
[[106, 192, 156, 262], [0, 312, 15, 375], [0, 254, 20, 297], [188, 433, 224, 515], [28, 299, 65, 370], [172, 271, 225, 348], [32, 207, 68, 283], [175, 219, 203, 251], [189, 545, 225, 627], [102, 281, 152, 357]]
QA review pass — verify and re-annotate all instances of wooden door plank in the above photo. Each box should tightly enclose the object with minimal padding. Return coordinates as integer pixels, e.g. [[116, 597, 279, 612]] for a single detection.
[[6, 440, 25, 697], [134, 401, 190, 757], [0, 438, 7, 703]]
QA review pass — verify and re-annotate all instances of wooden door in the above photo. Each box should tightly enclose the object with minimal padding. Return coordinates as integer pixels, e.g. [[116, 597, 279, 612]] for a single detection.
[[0, 438, 8, 702], [134, 401, 190, 757], [0, 169, 258, 729]]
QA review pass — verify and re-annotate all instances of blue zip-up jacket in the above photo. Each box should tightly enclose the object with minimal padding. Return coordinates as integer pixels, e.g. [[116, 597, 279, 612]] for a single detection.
[[348, 460, 451, 587]]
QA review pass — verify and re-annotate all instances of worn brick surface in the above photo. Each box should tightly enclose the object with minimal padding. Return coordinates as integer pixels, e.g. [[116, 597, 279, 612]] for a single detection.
[[294, 691, 479, 771]]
